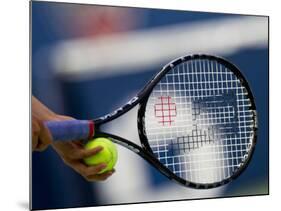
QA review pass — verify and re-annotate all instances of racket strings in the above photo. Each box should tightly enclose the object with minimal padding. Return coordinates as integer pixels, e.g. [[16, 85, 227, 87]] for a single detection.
[[144, 58, 255, 184], [171, 125, 215, 152]]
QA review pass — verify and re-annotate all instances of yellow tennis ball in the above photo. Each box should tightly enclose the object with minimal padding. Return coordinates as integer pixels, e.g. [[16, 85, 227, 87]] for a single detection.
[[83, 137, 118, 174]]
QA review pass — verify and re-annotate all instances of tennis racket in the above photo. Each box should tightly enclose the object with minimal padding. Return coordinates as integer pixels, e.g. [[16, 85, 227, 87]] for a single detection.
[[45, 54, 257, 189]]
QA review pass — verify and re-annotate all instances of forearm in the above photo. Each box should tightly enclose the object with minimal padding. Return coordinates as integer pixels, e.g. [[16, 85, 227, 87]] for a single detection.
[[32, 96, 57, 122]]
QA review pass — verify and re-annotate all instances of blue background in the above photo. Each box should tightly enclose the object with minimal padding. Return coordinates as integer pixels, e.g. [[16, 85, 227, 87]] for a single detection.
[[32, 1, 269, 209]]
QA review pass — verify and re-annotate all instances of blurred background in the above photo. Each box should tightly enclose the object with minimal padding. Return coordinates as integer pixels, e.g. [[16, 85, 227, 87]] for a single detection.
[[31, 1, 269, 210]]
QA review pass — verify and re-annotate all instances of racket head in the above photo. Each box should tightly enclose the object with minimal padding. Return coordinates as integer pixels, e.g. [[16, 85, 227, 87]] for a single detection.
[[138, 54, 257, 188]]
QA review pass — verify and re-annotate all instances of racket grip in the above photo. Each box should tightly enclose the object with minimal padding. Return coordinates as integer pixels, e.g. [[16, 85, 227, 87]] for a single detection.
[[44, 120, 94, 142]]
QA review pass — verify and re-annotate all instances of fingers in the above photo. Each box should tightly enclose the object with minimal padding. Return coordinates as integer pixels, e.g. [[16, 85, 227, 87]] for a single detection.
[[85, 169, 115, 182], [32, 115, 53, 152], [52, 142, 115, 182], [35, 122, 52, 152], [70, 146, 104, 160], [56, 141, 103, 160], [71, 140, 84, 147], [66, 160, 114, 181], [79, 162, 107, 176], [38, 114, 74, 150], [32, 121, 39, 151]]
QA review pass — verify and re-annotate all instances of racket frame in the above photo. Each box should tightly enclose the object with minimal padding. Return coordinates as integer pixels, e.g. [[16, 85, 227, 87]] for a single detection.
[[94, 54, 258, 189]]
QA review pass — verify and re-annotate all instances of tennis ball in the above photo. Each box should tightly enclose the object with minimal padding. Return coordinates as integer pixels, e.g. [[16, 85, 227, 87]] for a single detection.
[[83, 137, 118, 174]]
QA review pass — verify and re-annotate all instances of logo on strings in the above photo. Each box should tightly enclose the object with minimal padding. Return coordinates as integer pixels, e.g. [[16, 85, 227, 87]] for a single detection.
[[154, 96, 177, 126]]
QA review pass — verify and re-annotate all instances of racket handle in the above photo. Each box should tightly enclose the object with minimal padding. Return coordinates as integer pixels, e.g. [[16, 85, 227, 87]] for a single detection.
[[44, 120, 94, 142]]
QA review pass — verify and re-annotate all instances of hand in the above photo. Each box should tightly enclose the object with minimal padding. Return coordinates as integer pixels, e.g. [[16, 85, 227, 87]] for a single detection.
[[48, 113, 115, 181], [32, 96, 56, 151], [32, 96, 115, 181], [51, 140, 115, 181]]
